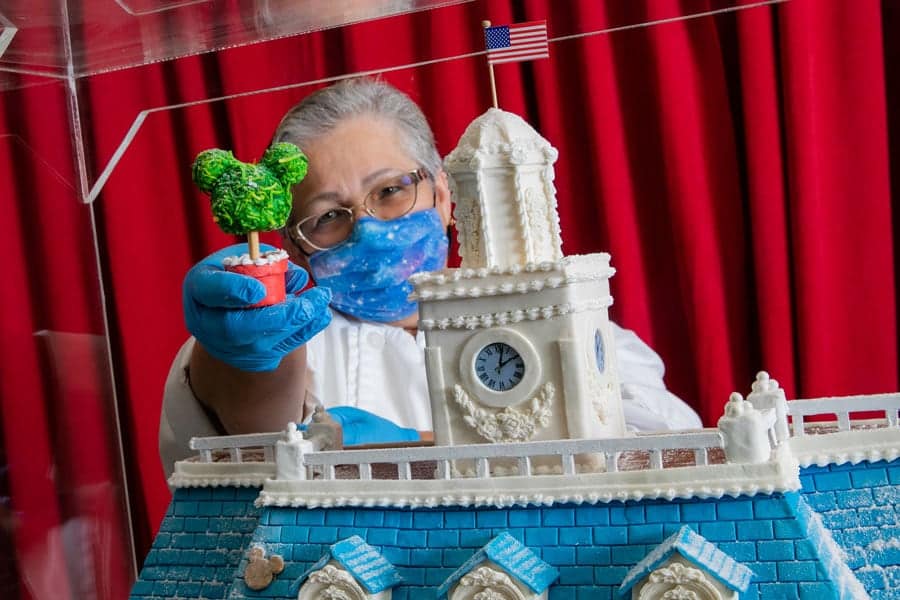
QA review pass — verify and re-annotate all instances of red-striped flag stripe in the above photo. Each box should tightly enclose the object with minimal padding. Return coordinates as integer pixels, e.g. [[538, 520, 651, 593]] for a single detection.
[[486, 20, 549, 65]]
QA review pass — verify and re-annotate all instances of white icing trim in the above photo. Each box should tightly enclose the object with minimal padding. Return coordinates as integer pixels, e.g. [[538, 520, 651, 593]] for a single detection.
[[410, 271, 612, 301], [170, 475, 271, 488], [409, 255, 612, 287], [788, 427, 900, 467], [541, 163, 563, 256], [223, 249, 288, 267], [418, 296, 613, 331], [478, 168, 493, 267], [514, 167, 533, 264], [169, 458, 275, 488]]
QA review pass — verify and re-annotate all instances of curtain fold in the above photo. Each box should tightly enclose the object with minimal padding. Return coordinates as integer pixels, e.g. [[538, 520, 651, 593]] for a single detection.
[[0, 1, 896, 597]]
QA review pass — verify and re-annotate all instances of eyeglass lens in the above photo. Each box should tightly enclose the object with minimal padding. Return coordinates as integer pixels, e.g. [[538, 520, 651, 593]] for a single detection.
[[296, 170, 422, 250]]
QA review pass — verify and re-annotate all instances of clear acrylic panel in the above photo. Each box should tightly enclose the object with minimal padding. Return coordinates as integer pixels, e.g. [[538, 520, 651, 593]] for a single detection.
[[0, 75, 135, 599], [10, 0, 880, 597], [0, 0, 472, 85]]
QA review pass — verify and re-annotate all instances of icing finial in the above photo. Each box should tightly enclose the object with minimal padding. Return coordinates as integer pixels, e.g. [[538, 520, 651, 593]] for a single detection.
[[719, 391, 772, 464], [751, 371, 779, 394], [724, 392, 746, 416], [284, 422, 302, 442]]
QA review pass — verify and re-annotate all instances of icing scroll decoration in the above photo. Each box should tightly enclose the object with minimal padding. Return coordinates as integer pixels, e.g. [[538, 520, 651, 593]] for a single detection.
[[585, 363, 611, 425], [453, 383, 554, 442], [453, 187, 485, 268], [452, 566, 527, 600], [522, 186, 558, 263], [298, 565, 366, 600], [637, 562, 722, 600]]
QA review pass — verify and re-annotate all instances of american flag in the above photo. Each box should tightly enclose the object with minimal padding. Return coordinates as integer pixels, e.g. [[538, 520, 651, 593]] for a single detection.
[[484, 20, 549, 65]]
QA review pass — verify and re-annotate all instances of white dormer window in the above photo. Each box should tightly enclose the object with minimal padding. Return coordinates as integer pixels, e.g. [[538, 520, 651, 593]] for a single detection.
[[634, 557, 732, 600], [448, 563, 541, 600], [620, 526, 752, 600]]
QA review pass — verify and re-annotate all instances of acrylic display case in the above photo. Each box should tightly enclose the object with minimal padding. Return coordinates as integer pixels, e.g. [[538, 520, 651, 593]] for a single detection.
[[0, 2, 474, 597], [1, 1, 895, 598]]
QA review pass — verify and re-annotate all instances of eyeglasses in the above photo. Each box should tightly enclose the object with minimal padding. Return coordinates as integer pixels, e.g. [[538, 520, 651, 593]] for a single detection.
[[288, 168, 429, 252]]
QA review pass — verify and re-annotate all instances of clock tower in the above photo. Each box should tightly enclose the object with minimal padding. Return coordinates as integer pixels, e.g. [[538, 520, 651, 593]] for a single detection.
[[411, 109, 627, 460]]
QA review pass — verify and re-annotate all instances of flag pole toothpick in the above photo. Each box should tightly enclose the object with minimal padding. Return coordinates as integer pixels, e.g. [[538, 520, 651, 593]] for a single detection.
[[482, 20, 499, 109]]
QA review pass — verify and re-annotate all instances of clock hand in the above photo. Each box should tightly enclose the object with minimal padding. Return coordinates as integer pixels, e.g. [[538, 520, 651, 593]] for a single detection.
[[498, 354, 518, 369]]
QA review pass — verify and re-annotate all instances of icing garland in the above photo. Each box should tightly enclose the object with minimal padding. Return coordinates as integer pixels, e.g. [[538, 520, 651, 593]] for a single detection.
[[453, 382, 555, 443]]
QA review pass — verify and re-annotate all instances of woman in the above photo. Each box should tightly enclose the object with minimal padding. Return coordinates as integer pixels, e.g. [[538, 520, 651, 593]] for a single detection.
[[160, 78, 701, 474]]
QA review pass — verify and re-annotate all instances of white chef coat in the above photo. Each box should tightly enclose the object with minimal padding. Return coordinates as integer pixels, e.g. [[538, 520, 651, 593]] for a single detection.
[[159, 313, 702, 477]]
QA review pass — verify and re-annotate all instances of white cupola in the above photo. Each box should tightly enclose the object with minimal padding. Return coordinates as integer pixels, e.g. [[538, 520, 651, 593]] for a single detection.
[[444, 108, 563, 269]]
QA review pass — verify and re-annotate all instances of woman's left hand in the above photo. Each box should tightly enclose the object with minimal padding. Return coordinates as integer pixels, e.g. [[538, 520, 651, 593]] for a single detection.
[[321, 406, 420, 446]]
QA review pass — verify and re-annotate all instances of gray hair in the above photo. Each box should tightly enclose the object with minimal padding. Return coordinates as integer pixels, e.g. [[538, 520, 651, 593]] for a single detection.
[[273, 78, 442, 178]]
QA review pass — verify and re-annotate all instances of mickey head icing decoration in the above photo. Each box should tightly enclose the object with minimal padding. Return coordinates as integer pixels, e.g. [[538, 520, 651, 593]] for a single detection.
[[192, 142, 308, 306], [243, 546, 284, 591]]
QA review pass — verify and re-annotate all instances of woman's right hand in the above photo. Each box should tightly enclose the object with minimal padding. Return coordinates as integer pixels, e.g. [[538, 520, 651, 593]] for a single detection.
[[182, 244, 332, 372]]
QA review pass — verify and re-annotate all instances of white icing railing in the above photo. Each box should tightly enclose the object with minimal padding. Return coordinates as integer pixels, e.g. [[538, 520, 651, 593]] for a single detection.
[[294, 431, 724, 481], [190, 432, 280, 463], [182, 392, 900, 477], [787, 393, 900, 436]]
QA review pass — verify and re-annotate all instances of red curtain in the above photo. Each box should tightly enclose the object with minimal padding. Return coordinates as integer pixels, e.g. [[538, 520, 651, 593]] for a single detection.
[[1, 0, 897, 597]]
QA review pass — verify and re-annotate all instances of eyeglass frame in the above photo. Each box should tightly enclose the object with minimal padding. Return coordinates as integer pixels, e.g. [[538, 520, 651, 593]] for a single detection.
[[285, 167, 432, 254]]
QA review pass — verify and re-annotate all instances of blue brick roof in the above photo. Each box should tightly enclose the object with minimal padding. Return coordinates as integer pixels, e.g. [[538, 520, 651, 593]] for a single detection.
[[436, 532, 559, 599], [619, 525, 753, 595], [130, 487, 263, 600], [800, 459, 900, 599], [296, 535, 402, 594], [133, 458, 900, 599]]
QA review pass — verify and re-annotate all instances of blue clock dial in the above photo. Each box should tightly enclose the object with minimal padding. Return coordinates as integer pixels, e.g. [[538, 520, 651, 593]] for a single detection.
[[474, 342, 525, 392], [594, 329, 605, 373]]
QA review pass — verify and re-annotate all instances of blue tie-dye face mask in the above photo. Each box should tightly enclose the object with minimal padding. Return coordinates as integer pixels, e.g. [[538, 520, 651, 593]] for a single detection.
[[308, 208, 448, 323]]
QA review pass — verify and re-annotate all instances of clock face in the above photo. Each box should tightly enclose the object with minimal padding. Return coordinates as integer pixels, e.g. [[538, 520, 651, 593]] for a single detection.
[[594, 329, 605, 373], [474, 342, 525, 392]]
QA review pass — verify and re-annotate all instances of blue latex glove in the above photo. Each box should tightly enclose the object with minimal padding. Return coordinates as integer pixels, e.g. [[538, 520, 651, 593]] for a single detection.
[[183, 243, 332, 372], [323, 406, 420, 445]]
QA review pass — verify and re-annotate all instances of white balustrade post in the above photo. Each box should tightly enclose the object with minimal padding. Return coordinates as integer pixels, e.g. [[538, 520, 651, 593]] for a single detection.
[[746, 371, 790, 444], [275, 423, 314, 481], [718, 393, 774, 464]]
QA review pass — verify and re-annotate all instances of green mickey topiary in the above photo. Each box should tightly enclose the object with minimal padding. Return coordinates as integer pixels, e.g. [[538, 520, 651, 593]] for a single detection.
[[192, 142, 308, 236]]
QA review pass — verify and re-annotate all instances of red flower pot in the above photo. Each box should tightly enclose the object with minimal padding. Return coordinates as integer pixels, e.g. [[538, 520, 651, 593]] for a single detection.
[[225, 256, 288, 307]]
